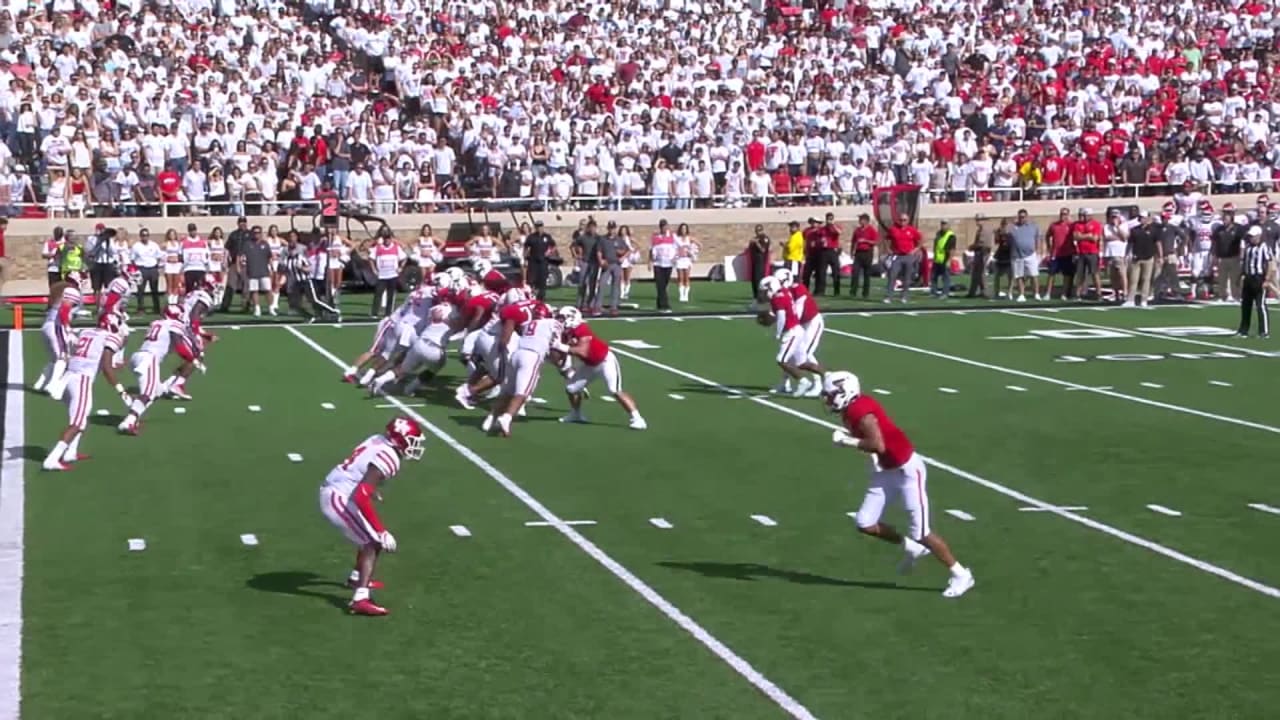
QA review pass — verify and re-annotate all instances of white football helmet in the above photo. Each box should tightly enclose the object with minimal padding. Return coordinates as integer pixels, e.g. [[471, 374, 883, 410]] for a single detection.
[[473, 259, 493, 277], [430, 272, 449, 287], [772, 268, 794, 287], [164, 304, 185, 322], [759, 276, 783, 298], [557, 306, 583, 329], [821, 371, 861, 412], [446, 267, 467, 285]]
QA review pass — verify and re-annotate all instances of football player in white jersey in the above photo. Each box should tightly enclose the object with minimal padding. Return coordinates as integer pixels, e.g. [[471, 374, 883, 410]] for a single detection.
[[343, 288, 420, 384], [456, 286, 531, 410], [159, 284, 217, 400], [118, 306, 195, 434], [486, 300, 561, 437], [369, 302, 458, 396], [43, 313, 132, 471], [36, 271, 85, 396], [355, 278, 451, 388], [319, 416, 426, 616], [1187, 201, 1219, 300]]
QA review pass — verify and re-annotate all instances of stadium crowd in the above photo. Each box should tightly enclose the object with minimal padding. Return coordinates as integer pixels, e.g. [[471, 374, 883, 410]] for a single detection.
[[0, 0, 1278, 218]]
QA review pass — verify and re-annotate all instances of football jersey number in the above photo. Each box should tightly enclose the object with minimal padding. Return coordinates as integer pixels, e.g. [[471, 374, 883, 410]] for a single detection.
[[340, 442, 369, 471], [146, 322, 165, 342], [72, 335, 94, 358]]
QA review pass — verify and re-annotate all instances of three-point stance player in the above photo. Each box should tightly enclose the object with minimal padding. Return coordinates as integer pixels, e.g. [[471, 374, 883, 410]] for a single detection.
[[823, 371, 976, 598], [319, 416, 426, 616]]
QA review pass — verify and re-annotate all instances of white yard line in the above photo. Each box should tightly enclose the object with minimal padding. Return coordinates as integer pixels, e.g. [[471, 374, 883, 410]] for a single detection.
[[525, 520, 597, 527], [285, 326, 818, 720], [609, 345, 1280, 601], [1020, 506, 1089, 512], [0, 332, 24, 720], [1247, 503, 1280, 516], [1004, 310, 1276, 357], [822, 327, 1280, 436]]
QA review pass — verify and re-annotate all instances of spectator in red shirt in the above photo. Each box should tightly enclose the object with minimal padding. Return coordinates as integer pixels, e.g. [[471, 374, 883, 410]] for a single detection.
[[850, 213, 879, 299], [1071, 208, 1104, 300], [884, 213, 923, 303], [1043, 208, 1076, 299], [1088, 155, 1116, 198], [156, 164, 182, 206], [745, 136, 766, 172]]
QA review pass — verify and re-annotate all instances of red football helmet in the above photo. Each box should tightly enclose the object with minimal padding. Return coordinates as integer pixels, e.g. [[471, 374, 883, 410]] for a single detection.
[[385, 416, 426, 460]]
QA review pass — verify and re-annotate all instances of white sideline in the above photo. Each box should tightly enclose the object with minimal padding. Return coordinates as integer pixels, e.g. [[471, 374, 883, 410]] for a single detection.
[[822, 327, 1280, 436], [609, 346, 1280, 601], [284, 326, 818, 720], [0, 331, 24, 719], [1003, 310, 1277, 357]]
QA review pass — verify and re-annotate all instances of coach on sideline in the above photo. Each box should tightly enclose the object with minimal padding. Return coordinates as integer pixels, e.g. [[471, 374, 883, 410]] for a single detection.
[[1237, 226, 1273, 338]]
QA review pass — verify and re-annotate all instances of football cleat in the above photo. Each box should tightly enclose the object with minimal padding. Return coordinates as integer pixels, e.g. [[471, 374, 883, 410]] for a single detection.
[[559, 411, 588, 424], [348, 598, 389, 616], [496, 415, 512, 437], [342, 373, 356, 384], [628, 416, 648, 431], [455, 385, 476, 410], [480, 414, 495, 433], [169, 385, 192, 401], [943, 569, 976, 599]]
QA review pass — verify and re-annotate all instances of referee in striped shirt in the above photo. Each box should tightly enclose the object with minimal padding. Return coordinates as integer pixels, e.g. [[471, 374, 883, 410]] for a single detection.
[[1237, 226, 1273, 338]]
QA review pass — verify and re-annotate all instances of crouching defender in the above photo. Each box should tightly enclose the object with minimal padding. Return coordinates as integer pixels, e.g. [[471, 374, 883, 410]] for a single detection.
[[555, 307, 646, 429]]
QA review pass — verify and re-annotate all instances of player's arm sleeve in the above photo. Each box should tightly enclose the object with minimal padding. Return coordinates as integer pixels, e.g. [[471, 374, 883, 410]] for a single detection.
[[352, 472, 388, 534], [774, 310, 786, 340]]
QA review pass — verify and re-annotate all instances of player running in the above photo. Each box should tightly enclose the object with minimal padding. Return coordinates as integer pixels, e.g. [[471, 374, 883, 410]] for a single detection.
[[159, 284, 217, 400], [555, 307, 646, 429], [319, 416, 425, 616], [118, 306, 197, 435], [42, 313, 131, 471], [36, 271, 84, 396], [823, 371, 975, 598]]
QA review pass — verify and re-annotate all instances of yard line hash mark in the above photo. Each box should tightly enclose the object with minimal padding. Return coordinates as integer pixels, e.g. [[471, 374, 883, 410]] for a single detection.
[[286, 453, 303, 463], [239, 534, 259, 546], [824, 327, 1280, 437], [1147, 504, 1183, 517], [873, 388, 892, 395], [668, 393, 686, 400], [649, 518, 674, 529], [1140, 383, 1164, 389], [450, 525, 472, 537], [321, 402, 336, 410], [284, 326, 820, 720], [1, 330, 26, 720], [1247, 503, 1280, 516], [173, 407, 186, 415], [750, 515, 778, 527], [938, 387, 959, 394], [247, 405, 262, 412], [610, 345, 1280, 601], [127, 538, 146, 552], [1006, 385, 1028, 392], [1020, 506, 1089, 512], [945, 509, 976, 521], [1210, 381, 1233, 387], [95, 409, 108, 416], [530, 397, 548, 404]]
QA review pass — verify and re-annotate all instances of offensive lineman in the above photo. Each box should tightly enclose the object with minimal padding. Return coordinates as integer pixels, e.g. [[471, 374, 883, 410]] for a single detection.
[[823, 371, 975, 598], [319, 416, 426, 616]]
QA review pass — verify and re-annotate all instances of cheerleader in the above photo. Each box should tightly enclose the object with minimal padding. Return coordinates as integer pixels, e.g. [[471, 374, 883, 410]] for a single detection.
[[674, 223, 700, 303], [415, 223, 444, 282], [467, 224, 498, 263], [162, 228, 183, 305], [618, 224, 638, 300], [326, 228, 351, 305], [208, 226, 227, 308], [266, 224, 285, 315]]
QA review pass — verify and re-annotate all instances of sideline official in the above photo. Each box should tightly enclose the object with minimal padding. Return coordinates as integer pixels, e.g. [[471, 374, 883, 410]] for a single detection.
[[1238, 226, 1273, 337]]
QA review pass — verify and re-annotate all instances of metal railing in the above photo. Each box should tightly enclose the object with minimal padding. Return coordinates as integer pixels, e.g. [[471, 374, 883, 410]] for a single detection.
[[3, 179, 1273, 220]]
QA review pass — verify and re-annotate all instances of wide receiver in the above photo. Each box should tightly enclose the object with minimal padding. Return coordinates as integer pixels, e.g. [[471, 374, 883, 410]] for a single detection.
[[823, 371, 975, 598], [43, 312, 132, 471], [554, 307, 646, 429], [319, 415, 425, 616]]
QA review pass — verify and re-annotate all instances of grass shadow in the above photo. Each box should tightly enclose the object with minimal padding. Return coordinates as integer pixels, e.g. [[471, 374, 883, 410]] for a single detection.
[[246, 570, 349, 610], [657, 561, 935, 592]]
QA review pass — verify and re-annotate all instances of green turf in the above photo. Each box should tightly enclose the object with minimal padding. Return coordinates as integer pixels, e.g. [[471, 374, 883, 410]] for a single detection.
[[12, 303, 1280, 718]]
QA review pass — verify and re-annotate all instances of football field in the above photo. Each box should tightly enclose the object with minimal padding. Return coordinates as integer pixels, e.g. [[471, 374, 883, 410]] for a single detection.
[[4, 300, 1280, 719]]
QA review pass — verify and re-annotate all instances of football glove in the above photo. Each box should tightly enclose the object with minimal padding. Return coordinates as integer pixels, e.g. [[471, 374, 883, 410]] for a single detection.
[[378, 530, 397, 553], [194, 360, 207, 375], [832, 429, 861, 448]]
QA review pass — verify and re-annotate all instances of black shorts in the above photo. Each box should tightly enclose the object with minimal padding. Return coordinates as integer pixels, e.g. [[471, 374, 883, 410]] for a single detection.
[[1049, 257, 1075, 276], [1074, 254, 1099, 278]]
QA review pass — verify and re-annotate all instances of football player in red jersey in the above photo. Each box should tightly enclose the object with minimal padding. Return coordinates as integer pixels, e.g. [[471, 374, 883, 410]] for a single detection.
[[320, 416, 425, 616], [484, 298, 558, 436], [774, 268, 825, 394], [823, 371, 976, 598], [472, 258, 511, 294], [758, 276, 815, 397], [554, 307, 647, 429]]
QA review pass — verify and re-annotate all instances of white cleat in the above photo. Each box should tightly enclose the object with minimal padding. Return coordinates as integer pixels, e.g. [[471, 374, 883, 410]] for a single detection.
[[496, 414, 512, 437], [455, 386, 476, 410], [805, 380, 822, 398], [483, 385, 502, 401], [480, 414, 495, 433], [517, 405, 526, 417], [791, 378, 811, 398], [628, 416, 648, 431], [33, 376, 46, 392], [559, 412, 588, 424], [942, 569, 976, 598]]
